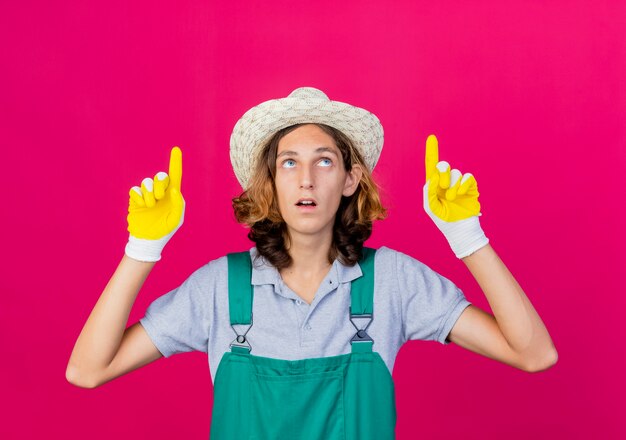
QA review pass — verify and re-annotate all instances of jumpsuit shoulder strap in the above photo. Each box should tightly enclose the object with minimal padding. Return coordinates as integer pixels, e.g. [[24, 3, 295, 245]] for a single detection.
[[226, 251, 254, 325], [351, 247, 376, 314], [226, 251, 254, 354], [350, 247, 377, 353]]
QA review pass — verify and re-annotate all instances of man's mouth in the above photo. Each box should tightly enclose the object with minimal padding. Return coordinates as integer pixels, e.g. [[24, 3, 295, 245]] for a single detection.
[[295, 198, 317, 209]]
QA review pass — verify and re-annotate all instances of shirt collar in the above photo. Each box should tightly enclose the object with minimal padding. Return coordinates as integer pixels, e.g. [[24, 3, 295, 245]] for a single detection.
[[249, 246, 363, 287]]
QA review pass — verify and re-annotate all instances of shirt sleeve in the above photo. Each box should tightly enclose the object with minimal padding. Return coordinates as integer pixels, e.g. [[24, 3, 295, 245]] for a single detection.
[[139, 263, 213, 358], [395, 250, 471, 345]]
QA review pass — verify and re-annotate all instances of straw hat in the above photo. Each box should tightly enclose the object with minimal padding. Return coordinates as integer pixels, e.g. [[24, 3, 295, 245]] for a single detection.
[[229, 87, 384, 190]]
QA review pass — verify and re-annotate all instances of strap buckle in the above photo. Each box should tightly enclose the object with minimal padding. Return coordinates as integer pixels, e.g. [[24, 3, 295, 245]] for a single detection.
[[349, 311, 374, 344], [229, 312, 253, 352]]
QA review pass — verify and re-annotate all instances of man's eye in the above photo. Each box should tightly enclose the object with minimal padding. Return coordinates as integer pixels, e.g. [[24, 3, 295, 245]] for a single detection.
[[319, 158, 332, 166], [282, 159, 296, 168]]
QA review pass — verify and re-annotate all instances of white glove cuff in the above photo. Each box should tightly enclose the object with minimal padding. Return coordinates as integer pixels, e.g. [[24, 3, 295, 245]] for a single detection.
[[437, 215, 490, 259], [125, 233, 172, 262]]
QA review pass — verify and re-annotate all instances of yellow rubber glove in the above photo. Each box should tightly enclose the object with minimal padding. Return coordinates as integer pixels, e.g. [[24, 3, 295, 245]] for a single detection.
[[124, 147, 186, 262], [422, 134, 489, 259]]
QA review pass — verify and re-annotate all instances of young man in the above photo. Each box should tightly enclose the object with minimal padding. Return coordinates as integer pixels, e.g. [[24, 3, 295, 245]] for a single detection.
[[67, 87, 558, 439]]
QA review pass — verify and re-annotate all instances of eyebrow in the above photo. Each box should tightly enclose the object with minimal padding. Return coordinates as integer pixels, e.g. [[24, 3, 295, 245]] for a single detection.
[[277, 146, 339, 158]]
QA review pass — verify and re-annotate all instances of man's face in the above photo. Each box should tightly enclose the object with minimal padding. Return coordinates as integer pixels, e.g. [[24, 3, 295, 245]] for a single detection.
[[274, 124, 359, 239]]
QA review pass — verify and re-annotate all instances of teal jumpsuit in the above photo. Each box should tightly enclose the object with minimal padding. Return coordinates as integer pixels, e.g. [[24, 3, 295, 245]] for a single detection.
[[209, 247, 397, 439]]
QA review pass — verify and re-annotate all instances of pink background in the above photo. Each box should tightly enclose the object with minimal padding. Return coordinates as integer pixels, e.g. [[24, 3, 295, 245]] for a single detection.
[[2, 1, 624, 439]]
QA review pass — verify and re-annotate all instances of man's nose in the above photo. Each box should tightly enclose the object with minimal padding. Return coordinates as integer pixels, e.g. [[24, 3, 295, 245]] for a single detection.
[[298, 165, 314, 189]]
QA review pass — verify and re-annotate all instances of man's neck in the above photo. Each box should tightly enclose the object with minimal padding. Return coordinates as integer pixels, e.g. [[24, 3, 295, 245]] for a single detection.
[[281, 232, 334, 279]]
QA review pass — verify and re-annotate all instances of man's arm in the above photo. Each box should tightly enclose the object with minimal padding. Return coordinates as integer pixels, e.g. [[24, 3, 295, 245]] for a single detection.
[[448, 243, 558, 372], [66, 147, 185, 387], [66, 256, 161, 388]]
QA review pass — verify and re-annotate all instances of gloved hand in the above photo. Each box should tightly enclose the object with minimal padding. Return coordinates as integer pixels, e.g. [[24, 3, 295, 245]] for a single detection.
[[124, 146, 185, 262], [422, 134, 489, 259]]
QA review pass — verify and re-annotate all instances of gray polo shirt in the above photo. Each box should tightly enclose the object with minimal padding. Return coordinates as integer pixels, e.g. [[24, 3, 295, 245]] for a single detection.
[[139, 246, 471, 382]]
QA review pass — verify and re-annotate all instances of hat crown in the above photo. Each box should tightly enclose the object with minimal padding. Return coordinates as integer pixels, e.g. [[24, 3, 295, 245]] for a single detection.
[[288, 87, 329, 101]]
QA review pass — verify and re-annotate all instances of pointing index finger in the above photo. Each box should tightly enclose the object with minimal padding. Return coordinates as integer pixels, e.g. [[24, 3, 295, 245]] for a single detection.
[[168, 146, 182, 191], [425, 134, 439, 181]]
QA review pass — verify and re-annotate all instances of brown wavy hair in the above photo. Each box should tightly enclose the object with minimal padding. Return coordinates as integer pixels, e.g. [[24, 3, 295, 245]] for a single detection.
[[232, 123, 387, 270]]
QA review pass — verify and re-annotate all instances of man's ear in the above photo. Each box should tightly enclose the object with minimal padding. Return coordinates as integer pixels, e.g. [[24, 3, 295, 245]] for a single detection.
[[342, 164, 363, 197]]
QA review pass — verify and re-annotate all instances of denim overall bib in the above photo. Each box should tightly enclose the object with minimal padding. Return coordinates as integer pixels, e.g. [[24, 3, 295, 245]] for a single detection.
[[209, 247, 397, 439]]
